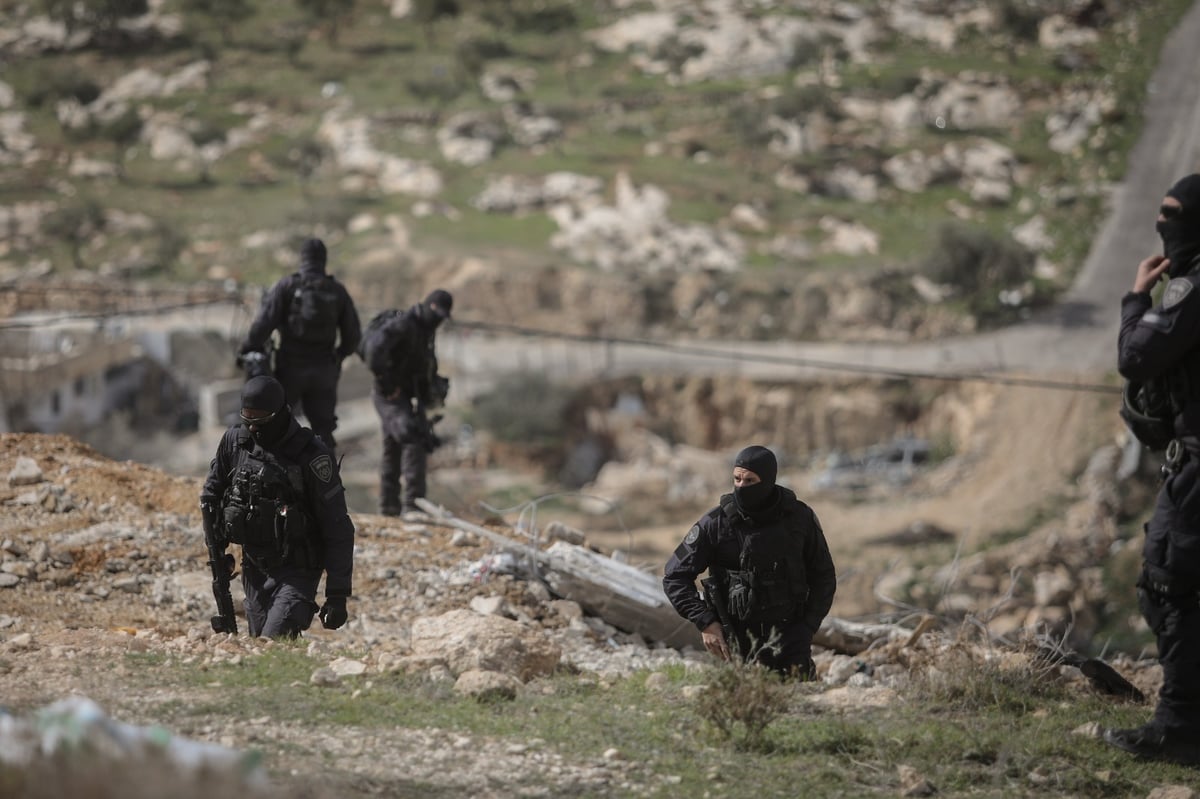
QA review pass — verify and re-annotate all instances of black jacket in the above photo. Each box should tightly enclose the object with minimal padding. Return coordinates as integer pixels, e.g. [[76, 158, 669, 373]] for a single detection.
[[242, 269, 362, 360], [1118, 268, 1200, 439], [663, 486, 836, 633], [374, 304, 441, 404], [201, 419, 355, 598]]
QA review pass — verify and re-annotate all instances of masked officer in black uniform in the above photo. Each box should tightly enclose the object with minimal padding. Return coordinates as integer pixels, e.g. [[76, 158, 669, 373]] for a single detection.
[[201, 375, 355, 638], [1109, 174, 1200, 765], [239, 238, 361, 451], [367, 289, 452, 518], [663, 445, 836, 677]]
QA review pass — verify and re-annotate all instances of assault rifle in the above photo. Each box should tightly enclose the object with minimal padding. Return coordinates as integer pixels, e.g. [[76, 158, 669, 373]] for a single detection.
[[236, 339, 275, 380], [201, 501, 238, 634], [700, 575, 737, 660], [412, 403, 444, 454], [420, 412, 444, 453]]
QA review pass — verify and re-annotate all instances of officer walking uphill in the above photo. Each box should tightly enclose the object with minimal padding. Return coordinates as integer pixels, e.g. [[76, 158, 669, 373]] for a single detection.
[[201, 375, 355, 638], [1110, 173, 1200, 765], [663, 445, 836, 677], [239, 238, 361, 451]]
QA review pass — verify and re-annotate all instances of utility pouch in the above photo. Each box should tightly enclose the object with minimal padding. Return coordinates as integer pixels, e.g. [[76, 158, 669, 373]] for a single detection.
[[1121, 380, 1174, 451], [225, 501, 275, 549], [223, 504, 249, 546], [276, 505, 318, 567], [726, 570, 755, 621]]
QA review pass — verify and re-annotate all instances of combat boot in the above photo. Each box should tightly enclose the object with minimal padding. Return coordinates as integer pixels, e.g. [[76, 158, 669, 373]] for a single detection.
[[1103, 723, 1200, 766], [380, 486, 402, 517]]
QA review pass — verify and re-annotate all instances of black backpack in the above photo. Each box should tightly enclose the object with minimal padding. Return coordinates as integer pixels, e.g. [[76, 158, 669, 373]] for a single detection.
[[286, 273, 342, 345], [358, 308, 405, 375]]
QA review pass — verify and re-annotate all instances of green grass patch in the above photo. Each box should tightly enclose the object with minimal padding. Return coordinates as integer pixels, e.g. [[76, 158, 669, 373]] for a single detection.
[[94, 641, 1197, 797]]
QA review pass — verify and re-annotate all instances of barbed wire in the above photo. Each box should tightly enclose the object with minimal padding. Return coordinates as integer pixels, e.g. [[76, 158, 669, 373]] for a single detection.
[[0, 293, 1123, 395], [448, 318, 1123, 396]]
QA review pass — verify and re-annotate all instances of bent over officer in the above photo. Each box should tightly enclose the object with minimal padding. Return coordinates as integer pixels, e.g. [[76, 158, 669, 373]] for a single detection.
[[201, 375, 355, 638], [663, 445, 836, 677], [1109, 173, 1200, 765], [239, 238, 361, 451], [368, 289, 452, 517]]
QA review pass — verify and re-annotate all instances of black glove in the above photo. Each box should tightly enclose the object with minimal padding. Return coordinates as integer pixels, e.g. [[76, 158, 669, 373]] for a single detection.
[[319, 596, 348, 630]]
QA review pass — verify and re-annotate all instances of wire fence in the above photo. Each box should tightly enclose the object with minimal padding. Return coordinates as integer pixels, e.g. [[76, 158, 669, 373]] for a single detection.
[[0, 288, 1122, 397]]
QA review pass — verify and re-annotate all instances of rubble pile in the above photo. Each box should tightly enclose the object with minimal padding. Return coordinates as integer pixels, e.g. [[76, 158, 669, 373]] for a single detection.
[[873, 442, 1147, 653]]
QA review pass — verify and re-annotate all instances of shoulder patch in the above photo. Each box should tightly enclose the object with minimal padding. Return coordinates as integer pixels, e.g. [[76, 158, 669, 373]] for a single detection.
[[684, 524, 701, 545], [1161, 278, 1194, 310], [310, 454, 333, 483]]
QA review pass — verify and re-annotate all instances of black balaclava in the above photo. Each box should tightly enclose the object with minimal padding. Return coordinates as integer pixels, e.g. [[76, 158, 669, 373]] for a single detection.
[[421, 289, 453, 329], [1157, 174, 1200, 277], [241, 375, 291, 447], [732, 445, 779, 515], [299, 238, 327, 275]]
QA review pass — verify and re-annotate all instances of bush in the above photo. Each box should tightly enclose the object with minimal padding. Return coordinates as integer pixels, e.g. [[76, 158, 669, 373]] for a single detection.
[[922, 222, 1036, 323], [16, 64, 100, 108], [510, 3, 576, 34], [907, 636, 1071, 713], [770, 84, 840, 121], [455, 34, 512, 82], [471, 372, 573, 445], [406, 66, 465, 106], [991, 0, 1046, 42], [655, 34, 706, 75], [693, 658, 790, 752]]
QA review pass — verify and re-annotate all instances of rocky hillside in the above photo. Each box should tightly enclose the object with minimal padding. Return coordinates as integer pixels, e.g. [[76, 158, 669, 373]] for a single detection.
[[0, 0, 1191, 339], [0, 428, 1184, 796]]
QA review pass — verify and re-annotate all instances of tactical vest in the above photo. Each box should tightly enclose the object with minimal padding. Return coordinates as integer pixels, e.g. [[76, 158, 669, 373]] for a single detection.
[[715, 497, 810, 624], [221, 444, 317, 568], [285, 273, 341, 346]]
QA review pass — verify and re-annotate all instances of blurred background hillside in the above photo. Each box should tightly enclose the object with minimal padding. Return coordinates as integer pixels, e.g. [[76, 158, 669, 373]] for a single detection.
[[1, 0, 1189, 335], [8, 7, 1200, 794], [0, 0, 1191, 637]]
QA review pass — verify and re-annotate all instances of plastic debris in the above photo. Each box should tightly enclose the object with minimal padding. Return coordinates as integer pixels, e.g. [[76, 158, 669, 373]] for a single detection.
[[468, 552, 519, 583], [0, 696, 265, 785]]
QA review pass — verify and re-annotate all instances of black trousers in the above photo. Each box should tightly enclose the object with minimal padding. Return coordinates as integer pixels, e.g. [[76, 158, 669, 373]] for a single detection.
[[241, 557, 321, 638], [732, 618, 815, 678], [372, 390, 427, 513], [275, 351, 340, 450], [1141, 459, 1200, 734]]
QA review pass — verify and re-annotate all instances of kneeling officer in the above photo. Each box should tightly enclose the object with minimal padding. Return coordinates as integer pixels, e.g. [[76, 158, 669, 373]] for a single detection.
[[201, 375, 355, 638], [663, 445, 836, 677]]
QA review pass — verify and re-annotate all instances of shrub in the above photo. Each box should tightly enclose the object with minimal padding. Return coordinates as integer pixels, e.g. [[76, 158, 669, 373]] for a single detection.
[[924, 222, 1032, 290], [907, 636, 1071, 713], [40, 0, 149, 42], [770, 84, 840, 121], [455, 34, 512, 83], [655, 34, 706, 75], [406, 67, 465, 106], [509, 3, 576, 34], [43, 199, 106, 270], [693, 655, 790, 752], [922, 222, 1036, 323], [17, 64, 100, 108], [990, 0, 1046, 43], [471, 372, 573, 445]]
